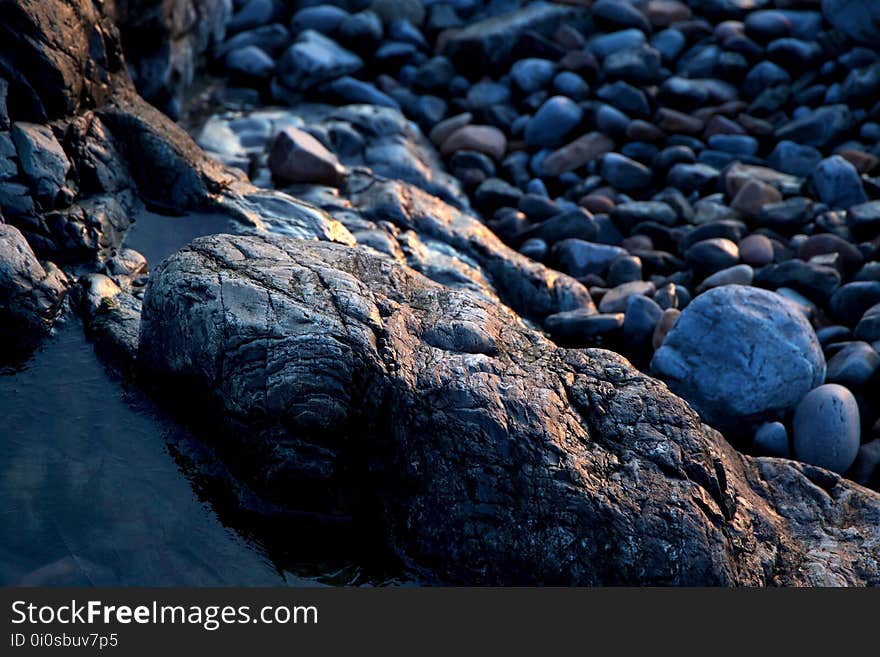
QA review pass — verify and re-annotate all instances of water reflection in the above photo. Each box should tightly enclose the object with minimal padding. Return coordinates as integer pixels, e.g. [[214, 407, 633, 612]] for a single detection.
[[0, 317, 284, 586], [122, 209, 243, 267]]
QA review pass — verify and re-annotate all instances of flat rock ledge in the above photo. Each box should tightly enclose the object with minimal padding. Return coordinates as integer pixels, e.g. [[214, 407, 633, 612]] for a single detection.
[[138, 232, 880, 586]]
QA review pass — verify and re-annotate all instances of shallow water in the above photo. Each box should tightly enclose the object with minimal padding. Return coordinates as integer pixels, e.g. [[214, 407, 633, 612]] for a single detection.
[[0, 317, 285, 586], [122, 209, 243, 268]]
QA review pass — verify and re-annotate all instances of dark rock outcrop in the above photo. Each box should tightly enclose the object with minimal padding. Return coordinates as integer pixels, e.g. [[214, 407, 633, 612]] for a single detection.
[[138, 233, 880, 586], [0, 223, 69, 355], [113, 0, 231, 118]]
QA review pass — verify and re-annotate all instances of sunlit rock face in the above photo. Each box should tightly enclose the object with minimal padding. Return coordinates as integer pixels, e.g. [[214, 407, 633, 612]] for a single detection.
[[137, 233, 880, 586]]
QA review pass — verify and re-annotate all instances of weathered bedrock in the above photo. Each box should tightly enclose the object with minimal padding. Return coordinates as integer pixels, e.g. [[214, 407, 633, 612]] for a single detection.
[[137, 232, 880, 585]]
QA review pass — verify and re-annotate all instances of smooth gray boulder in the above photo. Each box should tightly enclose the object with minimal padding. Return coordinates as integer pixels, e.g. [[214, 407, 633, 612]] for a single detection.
[[651, 285, 826, 431], [793, 384, 861, 474]]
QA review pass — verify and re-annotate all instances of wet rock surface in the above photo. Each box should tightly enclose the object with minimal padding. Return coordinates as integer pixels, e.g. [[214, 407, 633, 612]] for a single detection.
[[139, 232, 880, 585]]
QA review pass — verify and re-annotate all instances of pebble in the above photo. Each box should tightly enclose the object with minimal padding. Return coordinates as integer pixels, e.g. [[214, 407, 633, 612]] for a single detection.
[[544, 309, 624, 342], [268, 126, 347, 186], [730, 179, 782, 219], [798, 233, 864, 271], [651, 308, 680, 350], [849, 201, 880, 240], [829, 282, 880, 326], [511, 59, 557, 94], [278, 30, 363, 91], [440, 125, 507, 161], [599, 280, 655, 313], [228, 0, 275, 34], [851, 439, 880, 487], [553, 239, 627, 277], [588, 29, 646, 59], [685, 238, 740, 277], [290, 6, 350, 35], [600, 153, 652, 191], [607, 255, 642, 286], [696, 264, 754, 292], [524, 96, 583, 148], [855, 303, 880, 342], [793, 384, 861, 474], [429, 112, 472, 147], [753, 421, 790, 458], [775, 104, 855, 149], [826, 341, 880, 389], [328, 77, 399, 108], [623, 294, 663, 363], [738, 234, 774, 266], [811, 156, 868, 210], [225, 45, 276, 79]]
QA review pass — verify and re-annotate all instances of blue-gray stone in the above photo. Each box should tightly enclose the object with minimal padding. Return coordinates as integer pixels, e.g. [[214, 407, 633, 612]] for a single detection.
[[339, 11, 383, 44], [651, 28, 686, 62], [667, 163, 718, 193], [822, 0, 880, 45], [228, 0, 275, 34], [595, 103, 630, 139], [524, 96, 583, 148], [544, 310, 623, 342], [828, 281, 880, 326], [811, 156, 867, 209], [592, 0, 651, 33], [588, 29, 646, 59], [774, 104, 854, 148], [553, 239, 627, 277], [225, 45, 275, 79], [742, 61, 791, 98], [623, 294, 662, 362], [600, 153, 652, 191], [651, 285, 826, 430], [511, 58, 557, 94], [389, 20, 428, 48], [466, 80, 511, 110], [855, 303, 880, 342], [792, 383, 860, 474], [767, 140, 821, 177], [327, 77, 400, 108], [754, 422, 790, 458], [290, 5, 350, 34], [552, 72, 590, 100], [278, 30, 363, 91], [707, 134, 758, 156]]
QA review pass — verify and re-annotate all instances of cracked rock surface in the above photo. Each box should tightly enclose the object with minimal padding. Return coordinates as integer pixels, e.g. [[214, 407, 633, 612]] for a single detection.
[[138, 232, 880, 585]]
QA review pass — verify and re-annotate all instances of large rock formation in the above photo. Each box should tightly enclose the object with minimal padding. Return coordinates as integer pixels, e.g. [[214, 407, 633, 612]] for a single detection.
[[138, 233, 880, 585]]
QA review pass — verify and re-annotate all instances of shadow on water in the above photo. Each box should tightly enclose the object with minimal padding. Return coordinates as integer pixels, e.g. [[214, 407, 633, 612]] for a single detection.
[[0, 315, 292, 586], [122, 208, 244, 268]]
